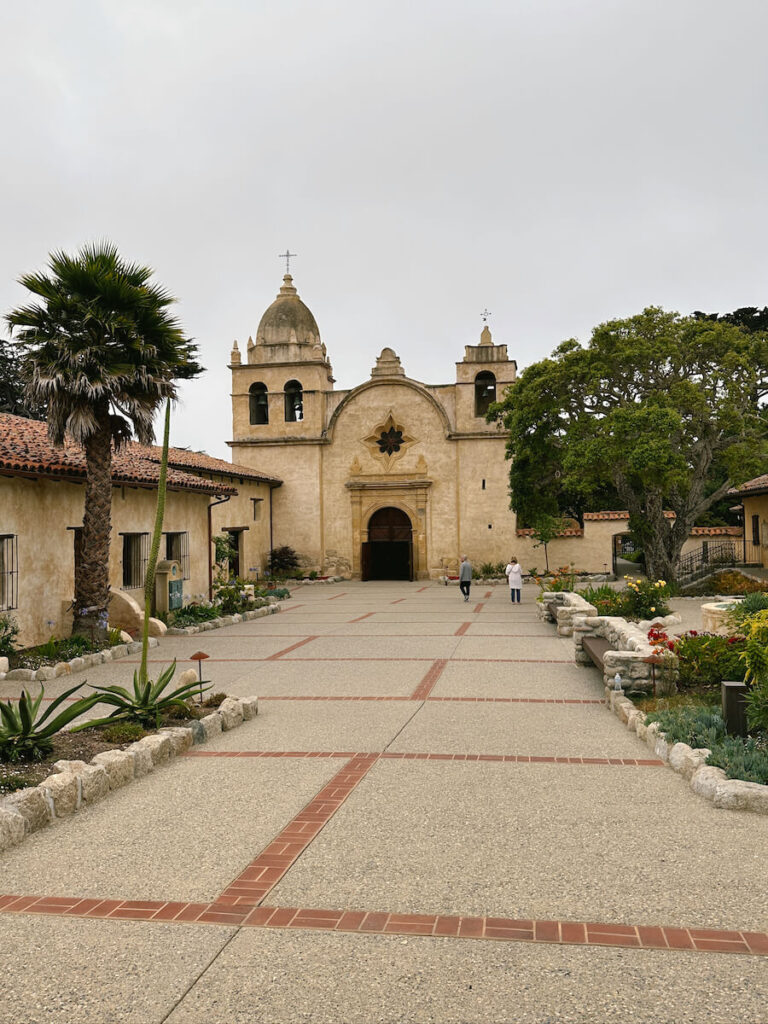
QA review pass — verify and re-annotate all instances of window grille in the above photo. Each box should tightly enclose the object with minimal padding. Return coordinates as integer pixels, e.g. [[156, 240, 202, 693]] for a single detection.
[[121, 533, 149, 589], [0, 534, 19, 611], [164, 531, 190, 579], [753, 515, 761, 547]]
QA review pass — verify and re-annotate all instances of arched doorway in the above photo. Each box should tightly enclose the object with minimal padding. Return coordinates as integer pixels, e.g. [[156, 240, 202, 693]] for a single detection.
[[362, 507, 413, 581]]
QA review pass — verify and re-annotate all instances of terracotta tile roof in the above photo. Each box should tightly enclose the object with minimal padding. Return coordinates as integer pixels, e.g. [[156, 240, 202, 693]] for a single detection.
[[0, 413, 236, 496], [733, 474, 768, 496], [140, 445, 281, 486], [690, 525, 743, 536], [516, 527, 584, 537], [583, 510, 676, 521]]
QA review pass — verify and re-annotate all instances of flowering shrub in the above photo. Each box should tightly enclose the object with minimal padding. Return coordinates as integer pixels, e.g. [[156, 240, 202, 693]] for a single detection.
[[648, 627, 746, 690], [578, 578, 671, 620], [535, 565, 577, 594], [621, 576, 671, 619]]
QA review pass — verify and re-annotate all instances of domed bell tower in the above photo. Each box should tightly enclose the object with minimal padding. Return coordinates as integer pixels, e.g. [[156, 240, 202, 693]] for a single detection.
[[230, 273, 334, 445]]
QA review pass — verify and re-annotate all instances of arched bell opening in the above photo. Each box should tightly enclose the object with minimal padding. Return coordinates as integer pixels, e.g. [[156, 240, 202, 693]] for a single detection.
[[249, 382, 269, 425], [474, 370, 496, 417]]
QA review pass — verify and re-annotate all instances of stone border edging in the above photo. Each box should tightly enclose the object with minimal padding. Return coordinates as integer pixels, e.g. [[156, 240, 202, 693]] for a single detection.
[[166, 601, 282, 636], [605, 688, 768, 816], [0, 695, 259, 853], [0, 638, 160, 683], [292, 575, 346, 586]]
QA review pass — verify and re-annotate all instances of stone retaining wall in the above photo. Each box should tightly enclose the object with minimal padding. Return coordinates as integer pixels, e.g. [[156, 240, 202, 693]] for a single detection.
[[0, 695, 259, 853], [539, 592, 680, 694], [0, 638, 160, 683], [605, 688, 768, 816]]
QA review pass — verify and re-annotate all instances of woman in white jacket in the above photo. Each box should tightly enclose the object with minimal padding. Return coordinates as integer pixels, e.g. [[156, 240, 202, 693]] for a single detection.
[[505, 557, 523, 603]]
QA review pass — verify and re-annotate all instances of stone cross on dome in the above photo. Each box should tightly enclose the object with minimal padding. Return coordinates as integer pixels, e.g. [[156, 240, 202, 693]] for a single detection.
[[278, 250, 297, 274], [481, 308, 491, 323]]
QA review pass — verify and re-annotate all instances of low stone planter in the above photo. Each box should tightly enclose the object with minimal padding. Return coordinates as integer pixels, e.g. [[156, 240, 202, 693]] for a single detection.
[[604, 688, 768, 816], [540, 593, 681, 694], [0, 637, 159, 683], [166, 601, 282, 636], [0, 694, 259, 853]]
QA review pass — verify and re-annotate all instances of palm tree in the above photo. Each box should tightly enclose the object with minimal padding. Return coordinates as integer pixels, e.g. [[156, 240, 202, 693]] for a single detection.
[[6, 243, 202, 640]]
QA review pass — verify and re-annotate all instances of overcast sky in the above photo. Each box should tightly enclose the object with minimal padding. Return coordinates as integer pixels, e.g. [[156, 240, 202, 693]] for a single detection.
[[2, 0, 767, 458]]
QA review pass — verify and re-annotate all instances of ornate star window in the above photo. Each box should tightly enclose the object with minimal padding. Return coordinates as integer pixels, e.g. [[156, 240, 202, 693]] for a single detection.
[[363, 413, 416, 471]]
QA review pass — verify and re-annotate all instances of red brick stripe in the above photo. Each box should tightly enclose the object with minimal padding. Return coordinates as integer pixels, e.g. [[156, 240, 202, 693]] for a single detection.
[[277, 604, 304, 613], [417, 586, 428, 592], [256, 696, 603, 705], [217, 754, 379, 907], [129, 657, 574, 664], [426, 697, 604, 705], [327, 593, 347, 600], [411, 659, 449, 700], [484, 591, 492, 598], [0, 896, 764, 956], [454, 622, 471, 636], [266, 636, 319, 660], [390, 598, 406, 604], [473, 603, 484, 613], [183, 750, 663, 767], [349, 612, 375, 623]]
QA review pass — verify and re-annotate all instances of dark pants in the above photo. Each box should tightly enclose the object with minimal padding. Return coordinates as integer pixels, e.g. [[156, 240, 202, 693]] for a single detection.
[[510, 588, 521, 602], [459, 581, 471, 598]]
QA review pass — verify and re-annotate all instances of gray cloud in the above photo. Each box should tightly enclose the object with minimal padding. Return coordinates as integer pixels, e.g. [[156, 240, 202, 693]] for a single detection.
[[2, 0, 766, 456]]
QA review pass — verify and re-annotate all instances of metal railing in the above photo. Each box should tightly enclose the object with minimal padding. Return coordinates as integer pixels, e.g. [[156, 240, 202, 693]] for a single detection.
[[676, 539, 739, 583]]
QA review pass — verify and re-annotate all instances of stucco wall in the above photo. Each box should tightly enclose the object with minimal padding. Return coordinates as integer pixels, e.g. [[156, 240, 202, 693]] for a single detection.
[[2, 476, 210, 647], [742, 493, 768, 567], [203, 475, 275, 582]]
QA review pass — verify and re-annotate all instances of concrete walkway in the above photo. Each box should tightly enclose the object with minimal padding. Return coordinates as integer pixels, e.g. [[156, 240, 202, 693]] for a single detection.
[[2, 582, 768, 1023]]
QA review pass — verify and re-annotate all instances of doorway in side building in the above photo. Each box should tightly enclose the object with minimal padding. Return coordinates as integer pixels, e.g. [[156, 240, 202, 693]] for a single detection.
[[361, 507, 413, 581]]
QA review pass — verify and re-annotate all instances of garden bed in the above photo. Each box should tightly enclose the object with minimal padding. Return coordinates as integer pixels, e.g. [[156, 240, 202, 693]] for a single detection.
[[1, 637, 158, 682], [166, 601, 282, 635], [0, 692, 259, 853], [606, 690, 768, 814], [0, 692, 228, 796], [682, 569, 768, 597]]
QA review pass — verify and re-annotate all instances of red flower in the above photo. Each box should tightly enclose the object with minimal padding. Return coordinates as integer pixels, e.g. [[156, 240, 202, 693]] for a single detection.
[[689, 630, 698, 636]]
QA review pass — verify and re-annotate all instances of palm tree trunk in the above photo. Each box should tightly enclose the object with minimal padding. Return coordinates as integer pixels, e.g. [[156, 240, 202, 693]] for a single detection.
[[73, 420, 113, 641]]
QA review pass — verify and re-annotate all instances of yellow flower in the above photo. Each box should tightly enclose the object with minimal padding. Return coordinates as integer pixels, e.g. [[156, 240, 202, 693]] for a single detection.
[[650, 607, 656, 612]]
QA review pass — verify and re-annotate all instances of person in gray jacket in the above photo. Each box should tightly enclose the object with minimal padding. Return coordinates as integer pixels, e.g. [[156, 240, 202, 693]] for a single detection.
[[459, 555, 472, 602]]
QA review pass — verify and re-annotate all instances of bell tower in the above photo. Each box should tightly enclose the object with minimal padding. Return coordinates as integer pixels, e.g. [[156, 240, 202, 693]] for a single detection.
[[230, 273, 334, 446]]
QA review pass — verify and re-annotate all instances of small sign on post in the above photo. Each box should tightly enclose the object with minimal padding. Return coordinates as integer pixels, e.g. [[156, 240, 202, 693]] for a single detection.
[[190, 651, 210, 705]]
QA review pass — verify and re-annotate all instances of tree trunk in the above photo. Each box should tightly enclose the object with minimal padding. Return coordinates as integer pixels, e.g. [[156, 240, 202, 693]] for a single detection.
[[72, 421, 113, 641], [642, 533, 678, 583]]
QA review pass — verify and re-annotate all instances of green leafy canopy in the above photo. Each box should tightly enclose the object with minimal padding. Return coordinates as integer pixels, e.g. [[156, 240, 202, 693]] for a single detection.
[[489, 307, 768, 580]]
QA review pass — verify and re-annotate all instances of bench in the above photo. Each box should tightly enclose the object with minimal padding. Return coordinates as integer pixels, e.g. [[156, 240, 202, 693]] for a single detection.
[[581, 635, 611, 672]]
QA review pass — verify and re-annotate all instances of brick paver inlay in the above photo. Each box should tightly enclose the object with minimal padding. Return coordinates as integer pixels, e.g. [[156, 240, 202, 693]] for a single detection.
[[4, 579, 768, 1024]]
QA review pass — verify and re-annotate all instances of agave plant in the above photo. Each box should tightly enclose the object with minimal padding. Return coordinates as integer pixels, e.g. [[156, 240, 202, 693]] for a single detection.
[[0, 684, 100, 762], [82, 661, 210, 729]]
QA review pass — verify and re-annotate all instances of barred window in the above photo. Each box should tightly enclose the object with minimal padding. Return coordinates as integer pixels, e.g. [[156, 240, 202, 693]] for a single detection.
[[122, 533, 149, 589], [0, 534, 18, 611], [165, 531, 190, 579]]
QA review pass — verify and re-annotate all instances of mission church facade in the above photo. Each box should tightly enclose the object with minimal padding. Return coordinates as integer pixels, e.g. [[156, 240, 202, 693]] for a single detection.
[[228, 273, 518, 580]]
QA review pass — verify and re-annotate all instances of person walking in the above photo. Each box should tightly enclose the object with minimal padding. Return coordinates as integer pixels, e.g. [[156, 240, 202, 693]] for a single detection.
[[459, 554, 472, 602], [505, 556, 523, 603]]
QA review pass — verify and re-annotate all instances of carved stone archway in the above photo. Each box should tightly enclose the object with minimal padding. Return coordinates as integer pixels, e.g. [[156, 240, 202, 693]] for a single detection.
[[346, 477, 431, 580]]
